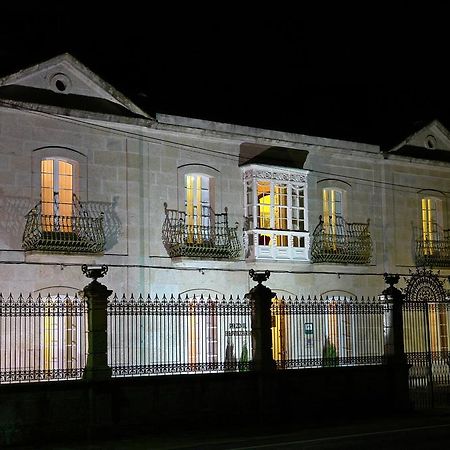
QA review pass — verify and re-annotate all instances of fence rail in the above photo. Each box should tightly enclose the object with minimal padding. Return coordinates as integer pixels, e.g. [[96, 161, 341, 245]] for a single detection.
[[0, 293, 87, 383], [1, 292, 386, 383]]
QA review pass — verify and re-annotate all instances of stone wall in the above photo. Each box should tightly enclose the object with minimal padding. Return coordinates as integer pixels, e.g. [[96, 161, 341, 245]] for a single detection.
[[0, 365, 401, 447]]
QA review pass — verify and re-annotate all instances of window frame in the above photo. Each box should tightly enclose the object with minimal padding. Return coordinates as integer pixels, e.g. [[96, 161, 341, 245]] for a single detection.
[[32, 147, 87, 205], [177, 164, 219, 212]]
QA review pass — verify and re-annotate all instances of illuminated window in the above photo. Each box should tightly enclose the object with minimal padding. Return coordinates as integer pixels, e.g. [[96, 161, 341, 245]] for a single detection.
[[322, 188, 343, 250], [243, 165, 309, 261], [323, 188, 343, 225], [421, 197, 442, 255], [185, 174, 213, 242], [41, 159, 74, 231]]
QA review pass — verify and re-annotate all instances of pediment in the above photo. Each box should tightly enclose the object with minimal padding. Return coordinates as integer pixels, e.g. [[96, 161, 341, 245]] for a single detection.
[[388, 120, 450, 162], [0, 53, 151, 120]]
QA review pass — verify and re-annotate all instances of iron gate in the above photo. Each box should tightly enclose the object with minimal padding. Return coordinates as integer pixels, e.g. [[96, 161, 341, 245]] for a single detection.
[[403, 268, 450, 409]]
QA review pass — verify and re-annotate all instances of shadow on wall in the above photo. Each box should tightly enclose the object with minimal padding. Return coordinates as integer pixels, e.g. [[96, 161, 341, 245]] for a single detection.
[[84, 196, 122, 251], [0, 194, 122, 252], [0, 194, 31, 248]]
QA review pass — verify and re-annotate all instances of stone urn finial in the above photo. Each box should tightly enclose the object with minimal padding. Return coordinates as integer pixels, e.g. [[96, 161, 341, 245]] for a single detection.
[[82, 264, 108, 282], [249, 269, 271, 284]]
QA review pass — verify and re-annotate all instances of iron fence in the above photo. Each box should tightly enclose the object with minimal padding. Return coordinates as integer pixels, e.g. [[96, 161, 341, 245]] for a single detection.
[[1, 292, 386, 383], [271, 295, 385, 369], [107, 293, 385, 375], [108, 294, 253, 376], [0, 293, 87, 383]]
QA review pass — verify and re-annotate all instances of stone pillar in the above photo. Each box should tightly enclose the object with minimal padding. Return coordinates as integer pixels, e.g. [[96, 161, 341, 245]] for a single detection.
[[380, 273, 405, 362], [379, 273, 410, 411], [82, 265, 112, 381], [247, 269, 276, 372]]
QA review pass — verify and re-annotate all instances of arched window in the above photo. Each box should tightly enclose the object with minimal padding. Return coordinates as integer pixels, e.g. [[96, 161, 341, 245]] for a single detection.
[[41, 158, 75, 231], [322, 188, 343, 250], [322, 188, 343, 224], [185, 174, 213, 226], [184, 173, 214, 243], [421, 196, 443, 255]]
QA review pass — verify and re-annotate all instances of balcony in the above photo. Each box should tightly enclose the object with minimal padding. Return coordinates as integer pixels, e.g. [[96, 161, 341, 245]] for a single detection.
[[22, 195, 105, 253], [311, 216, 372, 264], [415, 226, 450, 268], [244, 229, 309, 261], [162, 203, 241, 259]]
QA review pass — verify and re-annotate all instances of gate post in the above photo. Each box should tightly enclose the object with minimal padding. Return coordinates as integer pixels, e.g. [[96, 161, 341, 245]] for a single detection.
[[82, 264, 112, 381], [247, 269, 276, 372], [381, 273, 405, 361], [380, 273, 410, 411]]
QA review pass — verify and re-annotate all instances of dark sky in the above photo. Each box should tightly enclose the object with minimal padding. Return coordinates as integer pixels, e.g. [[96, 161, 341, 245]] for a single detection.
[[1, 10, 449, 148]]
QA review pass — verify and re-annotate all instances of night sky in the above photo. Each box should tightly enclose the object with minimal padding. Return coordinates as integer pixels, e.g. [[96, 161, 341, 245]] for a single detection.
[[1, 10, 449, 149]]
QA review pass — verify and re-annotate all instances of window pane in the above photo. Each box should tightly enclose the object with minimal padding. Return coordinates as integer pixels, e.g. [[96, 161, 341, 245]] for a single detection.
[[257, 181, 271, 229], [41, 160, 54, 221], [274, 184, 287, 230], [246, 180, 253, 222], [291, 185, 305, 231], [58, 161, 73, 217]]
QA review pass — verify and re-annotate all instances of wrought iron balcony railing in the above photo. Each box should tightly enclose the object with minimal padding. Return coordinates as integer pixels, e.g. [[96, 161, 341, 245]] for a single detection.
[[415, 226, 450, 268], [22, 195, 105, 253], [311, 215, 372, 264], [162, 203, 241, 259]]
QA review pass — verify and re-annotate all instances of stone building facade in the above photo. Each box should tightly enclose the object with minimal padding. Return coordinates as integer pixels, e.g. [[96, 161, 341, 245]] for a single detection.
[[1, 53, 450, 299]]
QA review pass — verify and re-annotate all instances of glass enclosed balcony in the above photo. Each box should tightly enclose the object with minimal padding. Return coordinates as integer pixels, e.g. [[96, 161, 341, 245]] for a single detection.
[[22, 195, 105, 253], [162, 203, 241, 259], [311, 216, 372, 264]]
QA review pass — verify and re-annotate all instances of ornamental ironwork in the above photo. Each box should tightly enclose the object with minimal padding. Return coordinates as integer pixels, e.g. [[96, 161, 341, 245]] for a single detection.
[[22, 194, 105, 253], [415, 225, 450, 268], [162, 203, 241, 259], [403, 267, 447, 303], [310, 215, 372, 264], [242, 166, 308, 183]]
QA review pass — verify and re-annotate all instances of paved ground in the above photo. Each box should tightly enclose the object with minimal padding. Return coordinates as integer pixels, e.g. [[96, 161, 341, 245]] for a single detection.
[[12, 409, 450, 449]]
